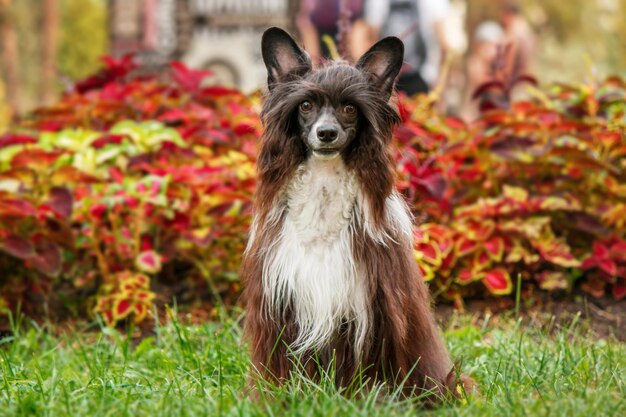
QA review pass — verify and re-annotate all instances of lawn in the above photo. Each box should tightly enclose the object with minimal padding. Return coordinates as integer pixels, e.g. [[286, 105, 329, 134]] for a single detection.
[[0, 310, 624, 417]]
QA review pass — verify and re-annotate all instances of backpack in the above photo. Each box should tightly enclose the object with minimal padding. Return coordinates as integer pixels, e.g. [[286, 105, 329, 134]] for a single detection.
[[381, 0, 427, 74]]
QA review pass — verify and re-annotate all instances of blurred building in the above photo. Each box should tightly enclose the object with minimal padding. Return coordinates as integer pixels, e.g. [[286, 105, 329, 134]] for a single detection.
[[108, 0, 298, 92]]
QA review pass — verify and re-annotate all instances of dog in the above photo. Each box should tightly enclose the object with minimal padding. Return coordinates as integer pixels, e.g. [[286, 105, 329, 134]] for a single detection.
[[242, 27, 471, 400]]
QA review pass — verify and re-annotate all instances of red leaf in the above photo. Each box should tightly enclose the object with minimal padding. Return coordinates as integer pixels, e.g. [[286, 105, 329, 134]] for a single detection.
[[489, 135, 535, 160], [48, 187, 73, 220], [443, 116, 466, 129], [135, 250, 162, 274], [420, 223, 452, 241], [11, 149, 63, 169], [157, 109, 188, 123], [140, 236, 154, 251], [1, 234, 35, 259], [170, 61, 211, 93], [197, 128, 231, 146], [415, 242, 441, 266], [610, 242, 626, 261], [456, 236, 478, 257], [0, 134, 38, 149], [613, 283, 626, 300], [51, 166, 101, 184], [102, 54, 137, 74], [130, 290, 155, 306], [103, 310, 114, 326], [0, 198, 37, 217], [30, 242, 62, 277], [91, 134, 125, 149], [483, 268, 513, 295], [109, 167, 124, 183], [133, 303, 147, 323], [416, 173, 447, 199], [537, 240, 580, 268], [89, 203, 107, 220], [134, 274, 149, 288], [75, 54, 137, 93], [233, 123, 257, 136], [598, 259, 618, 276], [439, 251, 456, 271], [456, 269, 482, 285], [473, 250, 491, 271], [417, 262, 435, 282], [114, 299, 133, 319], [484, 236, 504, 261], [592, 241, 610, 259], [200, 85, 240, 97], [580, 257, 597, 270]]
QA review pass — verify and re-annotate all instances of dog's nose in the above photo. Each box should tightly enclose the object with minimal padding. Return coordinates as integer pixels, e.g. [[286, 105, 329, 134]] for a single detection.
[[316, 125, 338, 143]]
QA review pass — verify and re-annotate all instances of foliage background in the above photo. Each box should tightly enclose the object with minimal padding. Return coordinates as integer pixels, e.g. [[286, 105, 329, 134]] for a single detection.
[[0, 57, 624, 325]]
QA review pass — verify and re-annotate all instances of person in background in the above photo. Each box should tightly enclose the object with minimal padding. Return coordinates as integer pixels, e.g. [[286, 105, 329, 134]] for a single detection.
[[500, 1, 537, 79], [460, 20, 505, 121], [417, 0, 451, 92], [357, 0, 450, 96], [296, 0, 364, 64]]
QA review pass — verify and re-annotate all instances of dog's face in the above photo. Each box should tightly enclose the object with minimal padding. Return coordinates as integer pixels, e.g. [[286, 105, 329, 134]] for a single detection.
[[261, 28, 404, 161], [297, 96, 358, 160]]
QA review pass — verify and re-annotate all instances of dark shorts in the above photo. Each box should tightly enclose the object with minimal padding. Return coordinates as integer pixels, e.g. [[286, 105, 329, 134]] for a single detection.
[[396, 71, 429, 96]]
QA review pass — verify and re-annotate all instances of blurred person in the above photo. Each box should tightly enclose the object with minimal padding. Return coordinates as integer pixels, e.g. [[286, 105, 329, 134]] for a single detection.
[[500, 1, 537, 78], [461, 20, 505, 121], [296, 0, 365, 64], [360, 0, 451, 96]]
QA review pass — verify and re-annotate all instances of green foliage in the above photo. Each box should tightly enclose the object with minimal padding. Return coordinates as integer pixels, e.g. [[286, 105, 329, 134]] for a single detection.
[[58, 0, 108, 81], [0, 314, 623, 416], [5, 0, 108, 111]]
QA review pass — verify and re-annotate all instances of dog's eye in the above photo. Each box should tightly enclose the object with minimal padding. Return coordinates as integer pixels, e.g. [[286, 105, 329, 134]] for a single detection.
[[299, 101, 313, 112], [343, 104, 356, 115]]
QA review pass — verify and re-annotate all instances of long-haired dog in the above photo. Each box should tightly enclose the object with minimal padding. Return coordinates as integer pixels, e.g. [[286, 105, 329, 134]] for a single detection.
[[242, 27, 471, 399]]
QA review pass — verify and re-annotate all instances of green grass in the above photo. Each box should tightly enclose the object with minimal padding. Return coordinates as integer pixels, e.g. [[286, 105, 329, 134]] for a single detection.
[[0, 310, 624, 417]]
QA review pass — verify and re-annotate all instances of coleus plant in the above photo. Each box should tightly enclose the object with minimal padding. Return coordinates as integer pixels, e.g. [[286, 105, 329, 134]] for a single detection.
[[1, 57, 257, 324], [399, 73, 626, 303], [0, 56, 624, 325]]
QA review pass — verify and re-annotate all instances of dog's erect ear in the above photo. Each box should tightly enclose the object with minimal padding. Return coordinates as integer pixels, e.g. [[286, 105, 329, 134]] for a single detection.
[[262, 27, 312, 90], [356, 37, 404, 99]]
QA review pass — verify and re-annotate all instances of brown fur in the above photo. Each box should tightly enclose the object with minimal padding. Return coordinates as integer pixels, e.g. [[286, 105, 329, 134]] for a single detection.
[[241, 28, 472, 401]]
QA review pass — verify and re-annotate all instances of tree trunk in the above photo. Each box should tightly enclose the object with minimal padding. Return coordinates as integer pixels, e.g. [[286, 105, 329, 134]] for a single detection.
[[41, 0, 59, 105], [0, 0, 20, 113]]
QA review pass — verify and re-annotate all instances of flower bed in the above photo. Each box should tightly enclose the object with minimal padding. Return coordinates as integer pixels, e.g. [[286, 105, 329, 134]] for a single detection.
[[0, 57, 624, 324]]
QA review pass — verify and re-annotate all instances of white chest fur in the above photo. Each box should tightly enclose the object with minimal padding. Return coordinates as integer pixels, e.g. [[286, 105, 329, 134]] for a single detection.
[[262, 157, 370, 356], [258, 156, 415, 358]]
